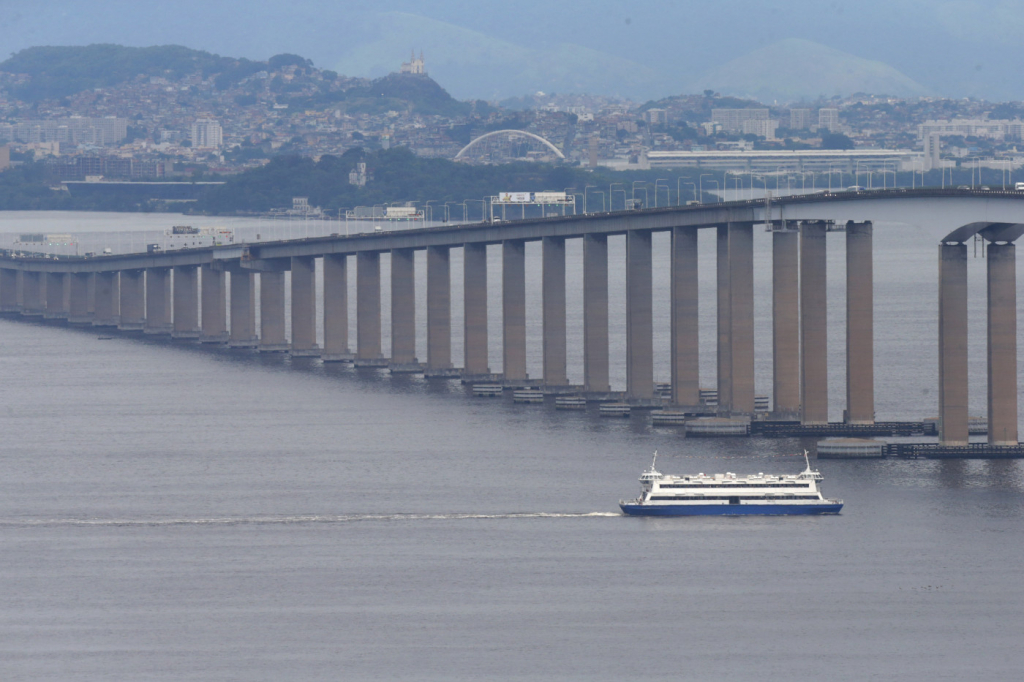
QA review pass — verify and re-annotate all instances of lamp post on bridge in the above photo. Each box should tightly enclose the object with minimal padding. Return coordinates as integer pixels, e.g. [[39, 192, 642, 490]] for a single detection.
[[705, 179, 720, 200], [444, 202, 458, 223], [699, 174, 713, 204], [683, 182, 696, 204], [425, 200, 439, 225], [729, 173, 742, 198], [563, 187, 576, 215], [584, 185, 596, 213], [610, 182, 624, 211], [632, 180, 648, 209], [654, 178, 668, 207]]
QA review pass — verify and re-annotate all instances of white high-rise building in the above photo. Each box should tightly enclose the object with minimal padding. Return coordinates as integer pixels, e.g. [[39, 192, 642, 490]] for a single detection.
[[191, 118, 223, 149], [818, 108, 840, 133], [923, 132, 941, 170]]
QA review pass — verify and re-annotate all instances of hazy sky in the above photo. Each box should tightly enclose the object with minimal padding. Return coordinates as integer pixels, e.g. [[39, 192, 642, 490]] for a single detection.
[[2, 0, 1023, 101]]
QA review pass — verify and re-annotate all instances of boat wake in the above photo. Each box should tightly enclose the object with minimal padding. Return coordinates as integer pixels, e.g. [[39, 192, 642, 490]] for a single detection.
[[0, 512, 621, 528]]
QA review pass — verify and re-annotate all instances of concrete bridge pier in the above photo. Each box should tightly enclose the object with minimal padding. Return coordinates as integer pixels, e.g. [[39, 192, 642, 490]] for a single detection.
[[846, 221, 874, 424], [670, 227, 699, 408], [355, 251, 385, 366], [463, 243, 489, 378], [21, 271, 44, 316], [938, 242, 969, 444], [68, 272, 92, 324], [93, 271, 119, 327], [228, 269, 258, 348], [199, 265, 228, 343], [290, 256, 319, 357], [118, 270, 145, 330], [172, 266, 199, 339], [626, 229, 654, 402], [321, 254, 352, 362], [259, 271, 288, 352], [0, 269, 19, 313], [800, 221, 829, 425], [986, 242, 1017, 445], [717, 223, 754, 414], [772, 229, 799, 418], [44, 272, 69, 319], [389, 248, 418, 371], [542, 237, 568, 387], [583, 234, 609, 394], [502, 240, 527, 383], [426, 246, 456, 377], [144, 268, 171, 334]]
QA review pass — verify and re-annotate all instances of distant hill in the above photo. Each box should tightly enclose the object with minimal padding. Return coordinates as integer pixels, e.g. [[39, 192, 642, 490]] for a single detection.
[[691, 39, 932, 103], [0, 44, 473, 118], [0, 44, 255, 101], [342, 72, 471, 117]]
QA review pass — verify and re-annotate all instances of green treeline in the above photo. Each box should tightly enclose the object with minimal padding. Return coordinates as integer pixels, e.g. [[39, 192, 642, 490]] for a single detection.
[[193, 148, 721, 214]]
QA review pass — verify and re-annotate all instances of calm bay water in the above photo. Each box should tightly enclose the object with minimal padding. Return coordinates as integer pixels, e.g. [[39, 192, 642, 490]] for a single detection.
[[1, 211, 1023, 680]]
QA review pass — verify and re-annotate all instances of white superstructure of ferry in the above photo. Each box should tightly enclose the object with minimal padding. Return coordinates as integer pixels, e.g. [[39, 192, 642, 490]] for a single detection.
[[619, 451, 843, 516]]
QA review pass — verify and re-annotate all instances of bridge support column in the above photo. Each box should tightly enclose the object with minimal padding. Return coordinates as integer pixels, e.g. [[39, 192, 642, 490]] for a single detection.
[[21, 271, 43, 316], [390, 248, 418, 369], [290, 256, 319, 356], [502, 240, 527, 382], [772, 229, 799, 417], [144, 268, 170, 334], [717, 227, 730, 410], [800, 221, 829, 424], [717, 223, 754, 414], [355, 251, 384, 365], [200, 265, 228, 343], [671, 227, 699, 407], [987, 243, 1017, 445], [69, 272, 91, 324], [583, 234, 609, 394], [322, 254, 351, 361], [846, 221, 874, 424], [463, 244, 489, 377], [626, 229, 654, 401], [542, 236, 567, 386], [0, 269, 19, 312], [118, 270, 145, 330], [87, 273, 96, 318], [259, 271, 288, 352], [426, 245, 454, 376], [938, 243, 968, 444], [44, 272, 68, 319], [172, 266, 199, 338], [228, 269, 257, 348], [93, 271, 119, 327]]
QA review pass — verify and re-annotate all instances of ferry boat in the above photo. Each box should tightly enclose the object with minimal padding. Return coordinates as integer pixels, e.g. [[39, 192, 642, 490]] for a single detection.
[[619, 451, 843, 516]]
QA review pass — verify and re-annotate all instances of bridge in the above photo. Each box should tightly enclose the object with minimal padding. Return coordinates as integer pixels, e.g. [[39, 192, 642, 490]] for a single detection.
[[2, 188, 1023, 450]]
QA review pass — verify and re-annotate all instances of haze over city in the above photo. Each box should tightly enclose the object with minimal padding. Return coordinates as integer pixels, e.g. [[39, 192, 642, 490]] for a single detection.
[[4, 0, 1024, 101]]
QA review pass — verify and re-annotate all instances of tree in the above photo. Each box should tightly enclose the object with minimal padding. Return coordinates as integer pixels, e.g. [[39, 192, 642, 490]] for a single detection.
[[820, 132, 855, 150]]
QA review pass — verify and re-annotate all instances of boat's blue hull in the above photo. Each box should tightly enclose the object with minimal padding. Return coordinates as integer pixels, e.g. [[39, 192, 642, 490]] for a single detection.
[[619, 503, 843, 516]]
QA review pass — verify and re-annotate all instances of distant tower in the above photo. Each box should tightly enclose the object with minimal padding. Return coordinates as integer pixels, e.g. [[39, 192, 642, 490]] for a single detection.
[[400, 50, 426, 75]]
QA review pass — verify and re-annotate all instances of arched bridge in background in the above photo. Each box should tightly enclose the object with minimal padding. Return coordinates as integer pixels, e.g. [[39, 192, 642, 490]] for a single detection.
[[454, 129, 565, 161], [3, 188, 1024, 454]]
